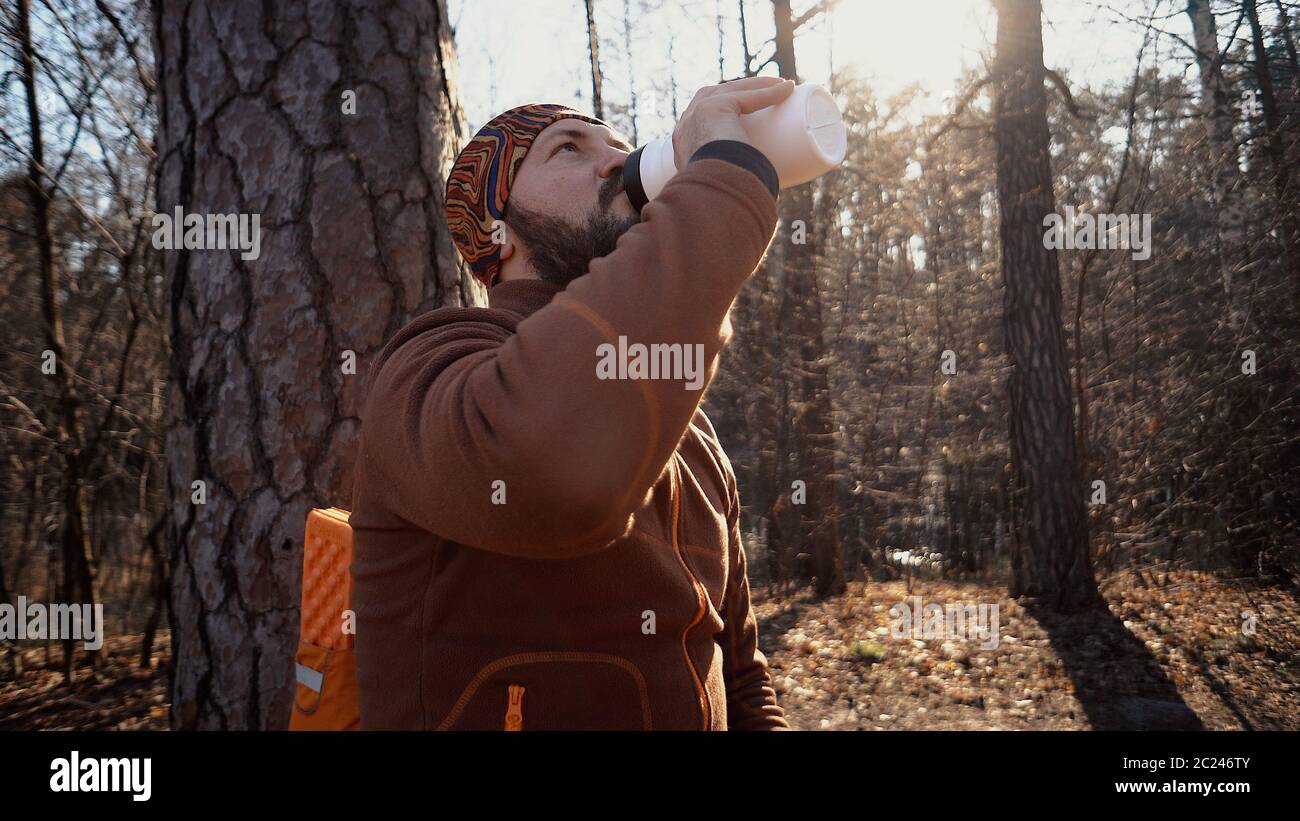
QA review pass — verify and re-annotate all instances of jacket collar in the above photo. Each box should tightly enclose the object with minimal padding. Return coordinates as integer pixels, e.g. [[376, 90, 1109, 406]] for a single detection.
[[487, 277, 567, 320]]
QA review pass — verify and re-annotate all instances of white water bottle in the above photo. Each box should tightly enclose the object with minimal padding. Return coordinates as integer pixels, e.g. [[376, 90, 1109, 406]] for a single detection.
[[622, 82, 848, 210]]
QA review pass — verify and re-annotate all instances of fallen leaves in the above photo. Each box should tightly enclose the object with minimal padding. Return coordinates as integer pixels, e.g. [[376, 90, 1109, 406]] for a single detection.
[[753, 571, 1300, 730]]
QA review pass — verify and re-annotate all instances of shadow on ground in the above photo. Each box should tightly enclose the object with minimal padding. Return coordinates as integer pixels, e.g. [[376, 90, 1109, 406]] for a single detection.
[[1023, 599, 1204, 730]]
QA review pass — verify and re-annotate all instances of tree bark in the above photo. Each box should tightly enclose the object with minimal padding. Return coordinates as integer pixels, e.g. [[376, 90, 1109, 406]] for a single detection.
[[993, 0, 1100, 612], [153, 0, 469, 729]]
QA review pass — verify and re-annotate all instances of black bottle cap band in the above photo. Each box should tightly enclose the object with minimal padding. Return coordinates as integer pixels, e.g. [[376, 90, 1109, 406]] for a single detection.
[[622, 146, 649, 212]]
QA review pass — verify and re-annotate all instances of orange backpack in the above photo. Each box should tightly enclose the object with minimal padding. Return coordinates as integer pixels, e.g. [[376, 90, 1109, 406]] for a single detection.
[[288, 507, 360, 730]]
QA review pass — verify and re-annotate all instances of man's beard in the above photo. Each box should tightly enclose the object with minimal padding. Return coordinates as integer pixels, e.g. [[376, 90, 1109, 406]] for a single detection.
[[504, 173, 641, 288]]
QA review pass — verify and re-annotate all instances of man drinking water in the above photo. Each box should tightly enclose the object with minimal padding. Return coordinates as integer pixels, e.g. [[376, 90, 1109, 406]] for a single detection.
[[350, 76, 795, 730]]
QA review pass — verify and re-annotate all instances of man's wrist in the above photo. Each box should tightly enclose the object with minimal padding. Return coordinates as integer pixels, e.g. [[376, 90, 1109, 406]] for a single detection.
[[688, 140, 780, 200]]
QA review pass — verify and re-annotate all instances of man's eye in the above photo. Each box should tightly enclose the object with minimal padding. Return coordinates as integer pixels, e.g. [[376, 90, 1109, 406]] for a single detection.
[[559, 141, 579, 153]]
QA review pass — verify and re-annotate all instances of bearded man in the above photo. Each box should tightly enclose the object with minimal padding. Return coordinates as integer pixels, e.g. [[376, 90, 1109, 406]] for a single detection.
[[350, 76, 795, 730]]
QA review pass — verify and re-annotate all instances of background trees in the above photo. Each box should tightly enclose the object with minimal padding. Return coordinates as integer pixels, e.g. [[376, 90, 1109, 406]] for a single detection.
[[1, 0, 164, 682]]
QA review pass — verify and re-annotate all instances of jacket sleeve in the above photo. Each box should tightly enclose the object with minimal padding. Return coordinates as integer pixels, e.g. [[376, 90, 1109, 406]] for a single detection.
[[720, 472, 791, 730], [357, 146, 779, 559]]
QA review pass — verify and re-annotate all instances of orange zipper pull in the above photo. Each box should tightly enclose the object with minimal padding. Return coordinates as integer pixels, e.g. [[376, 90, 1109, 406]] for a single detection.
[[504, 684, 525, 731]]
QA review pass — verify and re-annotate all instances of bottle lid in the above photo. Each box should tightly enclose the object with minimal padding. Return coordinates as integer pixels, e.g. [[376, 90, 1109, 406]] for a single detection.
[[806, 88, 848, 165]]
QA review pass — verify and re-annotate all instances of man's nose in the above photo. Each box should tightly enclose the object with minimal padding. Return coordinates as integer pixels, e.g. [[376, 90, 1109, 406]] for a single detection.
[[597, 146, 628, 182]]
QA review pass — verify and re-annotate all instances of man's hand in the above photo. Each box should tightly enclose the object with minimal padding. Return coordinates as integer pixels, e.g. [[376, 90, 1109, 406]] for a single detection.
[[671, 76, 796, 171]]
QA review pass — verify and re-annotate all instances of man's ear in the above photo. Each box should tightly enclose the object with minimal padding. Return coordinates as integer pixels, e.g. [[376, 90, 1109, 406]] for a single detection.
[[497, 216, 517, 262], [494, 219, 524, 284]]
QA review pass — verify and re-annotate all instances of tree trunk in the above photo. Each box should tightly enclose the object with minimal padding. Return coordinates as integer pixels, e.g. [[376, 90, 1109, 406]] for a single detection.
[[667, 35, 680, 120], [738, 0, 755, 77], [585, 0, 604, 119], [716, 0, 727, 82], [768, 0, 844, 598], [1272, 0, 1300, 77], [993, 0, 1100, 612], [1187, 0, 1250, 324], [17, 0, 99, 680], [622, 0, 639, 144], [1244, 0, 1300, 314], [154, 0, 469, 729]]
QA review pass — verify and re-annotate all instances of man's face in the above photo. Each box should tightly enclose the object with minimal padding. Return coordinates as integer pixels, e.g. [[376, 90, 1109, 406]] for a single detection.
[[502, 119, 641, 287]]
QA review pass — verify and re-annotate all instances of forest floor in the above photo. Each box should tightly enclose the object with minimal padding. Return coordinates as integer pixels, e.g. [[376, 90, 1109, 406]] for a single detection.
[[1, 569, 1295, 730], [754, 569, 1300, 730], [0, 632, 170, 730]]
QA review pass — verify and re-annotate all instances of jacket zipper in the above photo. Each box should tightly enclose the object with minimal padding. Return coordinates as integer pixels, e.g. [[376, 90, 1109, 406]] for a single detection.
[[504, 684, 525, 730], [670, 455, 711, 730], [438, 651, 653, 730]]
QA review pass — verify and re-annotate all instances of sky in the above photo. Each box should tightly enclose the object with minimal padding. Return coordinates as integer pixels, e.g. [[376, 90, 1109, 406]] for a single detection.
[[445, 0, 1198, 141]]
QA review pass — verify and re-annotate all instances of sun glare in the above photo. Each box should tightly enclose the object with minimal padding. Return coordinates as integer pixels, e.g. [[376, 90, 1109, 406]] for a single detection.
[[820, 0, 993, 107]]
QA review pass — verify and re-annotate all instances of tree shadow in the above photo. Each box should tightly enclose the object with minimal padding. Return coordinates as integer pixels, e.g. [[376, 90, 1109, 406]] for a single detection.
[[1023, 599, 1204, 730], [1178, 645, 1256, 730]]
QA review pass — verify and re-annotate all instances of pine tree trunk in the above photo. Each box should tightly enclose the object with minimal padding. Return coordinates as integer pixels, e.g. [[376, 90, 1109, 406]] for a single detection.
[[993, 0, 1100, 612], [153, 0, 469, 729]]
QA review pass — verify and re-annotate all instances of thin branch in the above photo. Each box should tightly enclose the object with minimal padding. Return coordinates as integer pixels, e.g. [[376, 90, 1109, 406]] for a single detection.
[[1044, 68, 1094, 119]]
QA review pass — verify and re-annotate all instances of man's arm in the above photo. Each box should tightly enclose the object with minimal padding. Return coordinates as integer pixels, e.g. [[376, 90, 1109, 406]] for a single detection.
[[720, 469, 791, 730], [358, 145, 779, 558]]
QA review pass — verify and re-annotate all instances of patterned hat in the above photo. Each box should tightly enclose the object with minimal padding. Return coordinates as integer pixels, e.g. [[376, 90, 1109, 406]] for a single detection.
[[445, 103, 610, 288]]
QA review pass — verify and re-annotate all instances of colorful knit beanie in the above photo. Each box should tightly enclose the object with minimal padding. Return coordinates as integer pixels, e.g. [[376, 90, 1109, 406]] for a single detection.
[[445, 103, 611, 289]]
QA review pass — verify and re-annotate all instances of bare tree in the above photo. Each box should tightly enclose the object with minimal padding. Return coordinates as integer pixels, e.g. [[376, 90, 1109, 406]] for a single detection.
[[622, 0, 638, 144], [765, 0, 844, 597], [1187, 0, 1249, 323], [738, 0, 755, 76], [1243, 0, 1300, 312], [585, 0, 604, 119], [993, 0, 1100, 612], [14, 0, 100, 679]]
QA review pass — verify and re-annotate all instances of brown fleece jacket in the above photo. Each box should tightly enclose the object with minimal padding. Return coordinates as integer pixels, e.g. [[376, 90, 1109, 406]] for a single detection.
[[350, 145, 789, 730]]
